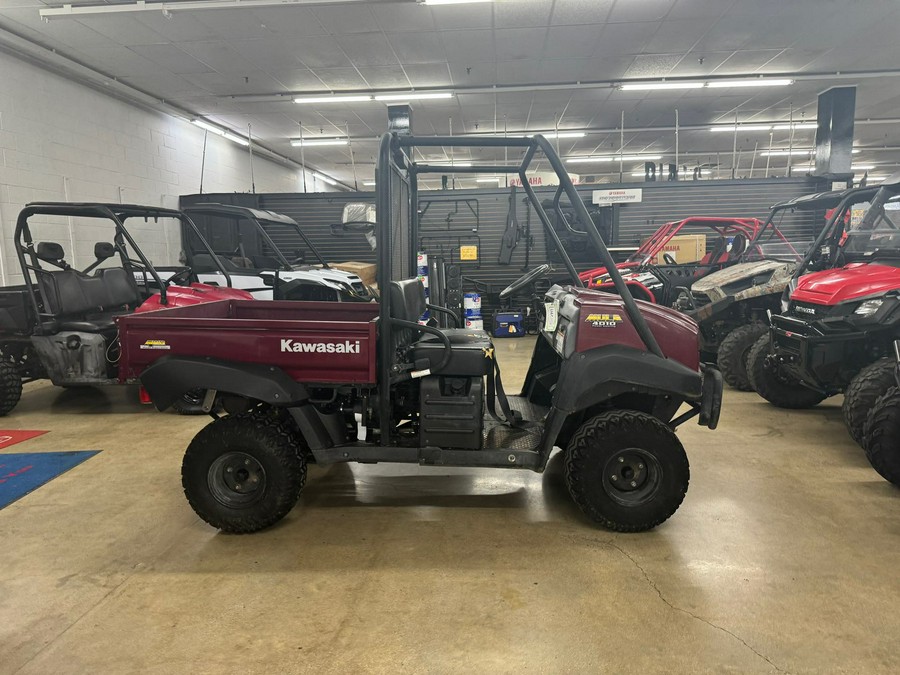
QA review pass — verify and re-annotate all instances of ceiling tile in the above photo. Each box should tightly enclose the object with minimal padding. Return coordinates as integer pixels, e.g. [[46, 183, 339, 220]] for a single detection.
[[386, 32, 447, 64], [402, 63, 451, 88], [135, 14, 220, 43], [270, 69, 328, 91], [623, 53, 684, 78], [440, 30, 495, 63], [430, 4, 493, 31], [607, 0, 675, 23], [74, 16, 167, 46], [192, 9, 279, 40], [495, 2, 554, 28], [550, 0, 615, 25], [544, 25, 602, 59], [448, 62, 498, 87], [335, 32, 399, 68], [129, 44, 214, 75], [494, 28, 546, 61], [355, 66, 411, 89], [178, 42, 259, 73], [228, 38, 309, 70], [312, 68, 370, 90], [311, 5, 376, 34], [371, 4, 435, 32]]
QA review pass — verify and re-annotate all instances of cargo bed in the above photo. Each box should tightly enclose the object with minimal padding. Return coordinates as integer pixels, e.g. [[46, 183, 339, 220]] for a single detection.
[[118, 300, 379, 384]]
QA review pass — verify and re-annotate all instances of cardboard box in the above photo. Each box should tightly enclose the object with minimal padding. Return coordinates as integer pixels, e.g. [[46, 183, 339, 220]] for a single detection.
[[332, 261, 377, 286], [652, 234, 706, 264]]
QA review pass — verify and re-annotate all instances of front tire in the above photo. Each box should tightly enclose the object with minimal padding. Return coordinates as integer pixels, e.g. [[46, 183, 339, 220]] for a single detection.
[[717, 322, 767, 391], [842, 358, 896, 446], [565, 410, 690, 532], [747, 335, 827, 409], [0, 360, 23, 416], [862, 387, 900, 487], [182, 412, 307, 533]]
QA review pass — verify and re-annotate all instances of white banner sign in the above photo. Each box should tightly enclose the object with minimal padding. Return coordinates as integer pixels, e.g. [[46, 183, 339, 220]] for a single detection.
[[592, 188, 643, 205]]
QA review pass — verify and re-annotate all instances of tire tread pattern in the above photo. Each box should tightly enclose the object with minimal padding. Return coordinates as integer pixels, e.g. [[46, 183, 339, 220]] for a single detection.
[[863, 387, 900, 486], [718, 322, 767, 391], [0, 361, 23, 416], [842, 358, 895, 445], [182, 410, 307, 533], [565, 410, 689, 532]]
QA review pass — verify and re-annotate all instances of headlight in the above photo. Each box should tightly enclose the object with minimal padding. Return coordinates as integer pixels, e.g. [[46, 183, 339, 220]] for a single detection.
[[854, 298, 884, 316]]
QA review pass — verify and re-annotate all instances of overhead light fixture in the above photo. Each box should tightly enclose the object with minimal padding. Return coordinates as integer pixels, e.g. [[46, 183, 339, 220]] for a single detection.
[[476, 177, 501, 183], [567, 155, 662, 163], [620, 78, 794, 92], [852, 165, 876, 171], [191, 119, 249, 147], [707, 78, 794, 88], [760, 149, 813, 157], [420, 0, 494, 4], [619, 82, 705, 91], [772, 122, 818, 131], [373, 91, 454, 102], [448, 162, 473, 167], [313, 172, 337, 186], [543, 132, 587, 139], [290, 138, 348, 147], [710, 124, 773, 132], [294, 94, 373, 104], [630, 172, 649, 177], [363, 181, 376, 186], [222, 132, 249, 147]]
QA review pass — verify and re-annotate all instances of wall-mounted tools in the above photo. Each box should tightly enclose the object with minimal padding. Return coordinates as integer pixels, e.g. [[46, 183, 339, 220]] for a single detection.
[[498, 185, 521, 265]]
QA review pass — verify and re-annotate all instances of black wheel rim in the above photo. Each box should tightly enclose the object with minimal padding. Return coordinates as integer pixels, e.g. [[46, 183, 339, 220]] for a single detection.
[[208, 452, 267, 508], [601, 449, 662, 507]]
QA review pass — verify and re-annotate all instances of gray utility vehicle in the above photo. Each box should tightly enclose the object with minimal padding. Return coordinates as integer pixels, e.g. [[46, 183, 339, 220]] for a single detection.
[[182, 203, 376, 302], [674, 192, 837, 390]]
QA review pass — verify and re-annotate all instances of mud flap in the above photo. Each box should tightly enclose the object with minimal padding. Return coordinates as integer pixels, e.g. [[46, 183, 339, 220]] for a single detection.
[[699, 364, 723, 429]]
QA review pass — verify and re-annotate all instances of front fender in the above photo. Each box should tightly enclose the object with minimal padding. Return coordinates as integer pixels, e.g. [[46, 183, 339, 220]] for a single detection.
[[553, 345, 702, 414], [140, 356, 309, 411]]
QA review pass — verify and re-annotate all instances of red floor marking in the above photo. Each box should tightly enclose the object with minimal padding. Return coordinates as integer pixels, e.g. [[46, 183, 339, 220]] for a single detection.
[[0, 431, 49, 450]]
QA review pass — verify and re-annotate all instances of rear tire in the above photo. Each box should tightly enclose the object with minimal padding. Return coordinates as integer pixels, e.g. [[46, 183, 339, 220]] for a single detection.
[[182, 411, 307, 533], [0, 360, 23, 416], [717, 322, 767, 391], [842, 358, 895, 446], [862, 387, 900, 487], [565, 410, 689, 532], [747, 335, 826, 409]]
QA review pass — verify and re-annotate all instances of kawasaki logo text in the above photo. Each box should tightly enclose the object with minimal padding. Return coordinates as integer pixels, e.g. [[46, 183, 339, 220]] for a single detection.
[[280, 339, 361, 354]]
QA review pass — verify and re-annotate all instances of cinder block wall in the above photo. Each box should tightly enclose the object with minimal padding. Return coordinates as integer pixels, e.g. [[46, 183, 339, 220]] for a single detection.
[[0, 51, 313, 285]]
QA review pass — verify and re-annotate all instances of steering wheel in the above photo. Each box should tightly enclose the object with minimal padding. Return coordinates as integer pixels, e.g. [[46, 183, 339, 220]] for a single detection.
[[663, 253, 677, 265], [165, 267, 194, 287], [499, 264, 552, 300]]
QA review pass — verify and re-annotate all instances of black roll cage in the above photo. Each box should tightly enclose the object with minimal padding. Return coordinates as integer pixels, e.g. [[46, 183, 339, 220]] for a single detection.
[[792, 179, 900, 281], [183, 203, 332, 272], [374, 132, 664, 446], [14, 202, 234, 332]]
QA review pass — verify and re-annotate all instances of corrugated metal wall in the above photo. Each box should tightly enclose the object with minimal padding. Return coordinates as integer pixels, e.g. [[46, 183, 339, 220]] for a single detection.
[[182, 176, 825, 314]]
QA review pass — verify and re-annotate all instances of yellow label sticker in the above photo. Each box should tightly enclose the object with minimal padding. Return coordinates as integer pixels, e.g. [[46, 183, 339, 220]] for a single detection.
[[139, 339, 171, 350], [460, 245, 478, 261], [585, 313, 622, 328]]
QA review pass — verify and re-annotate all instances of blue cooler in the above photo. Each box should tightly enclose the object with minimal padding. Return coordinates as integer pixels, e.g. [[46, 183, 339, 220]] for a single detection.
[[493, 311, 524, 338]]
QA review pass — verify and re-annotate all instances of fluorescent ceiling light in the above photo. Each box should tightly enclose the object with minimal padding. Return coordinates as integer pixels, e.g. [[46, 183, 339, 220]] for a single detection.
[[294, 95, 373, 104], [543, 131, 586, 139], [448, 162, 473, 167], [421, 0, 494, 4], [192, 119, 249, 147], [707, 78, 794, 88], [772, 122, 818, 131], [631, 172, 649, 177], [852, 165, 876, 171], [374, 91, 454, 101], [313, 173, 337, 186], [222, 132, 249, 147], [476, 177, 501, 182], [363, 181, 376, 186], [761, 149, 813, 157], [710, 124, 773, 132], [290, 138, 348, 147], [567, 155, 662, 163], [620, 82, 704, 91]]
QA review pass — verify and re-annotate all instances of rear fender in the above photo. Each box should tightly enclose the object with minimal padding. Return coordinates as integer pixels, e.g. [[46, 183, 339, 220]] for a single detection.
[[140, 356, 309, 411]]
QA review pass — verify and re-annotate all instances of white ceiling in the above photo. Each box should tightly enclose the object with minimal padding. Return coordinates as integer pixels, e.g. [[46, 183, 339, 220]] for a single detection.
[[2, 0, 900, 188]]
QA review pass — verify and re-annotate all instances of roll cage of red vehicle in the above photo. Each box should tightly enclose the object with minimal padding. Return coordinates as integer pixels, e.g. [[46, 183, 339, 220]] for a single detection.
[[125, 132, 723, 533], [577, 215, 795, 304]]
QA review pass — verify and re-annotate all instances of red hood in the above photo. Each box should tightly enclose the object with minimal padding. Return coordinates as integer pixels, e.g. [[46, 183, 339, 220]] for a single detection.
[[792, 263, 900, 306], [136, 283, 253, 313]]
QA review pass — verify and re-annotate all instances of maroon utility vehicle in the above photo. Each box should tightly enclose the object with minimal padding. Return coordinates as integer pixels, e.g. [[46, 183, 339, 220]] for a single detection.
[[122, 133, 723, 534]]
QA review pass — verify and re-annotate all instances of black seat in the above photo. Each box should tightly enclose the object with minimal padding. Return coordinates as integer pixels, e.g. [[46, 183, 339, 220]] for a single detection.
[[35, 241, 138, 334], [386, 278, 492, 377]]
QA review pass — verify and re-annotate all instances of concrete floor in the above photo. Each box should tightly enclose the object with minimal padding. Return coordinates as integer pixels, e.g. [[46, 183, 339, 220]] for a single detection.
[[1, 335, 898, 674]]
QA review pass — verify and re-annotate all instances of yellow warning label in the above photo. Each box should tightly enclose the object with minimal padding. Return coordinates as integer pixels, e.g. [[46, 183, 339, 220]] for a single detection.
[[140, 339, 171, 350], [460, 245, 478, 261], [585, 313, 622, 328]]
